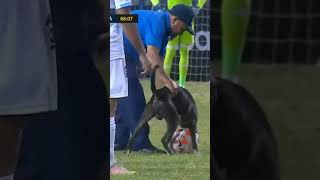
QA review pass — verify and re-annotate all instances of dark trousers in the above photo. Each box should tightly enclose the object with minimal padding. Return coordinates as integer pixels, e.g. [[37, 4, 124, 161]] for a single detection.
[[114, 54, 153, 150]]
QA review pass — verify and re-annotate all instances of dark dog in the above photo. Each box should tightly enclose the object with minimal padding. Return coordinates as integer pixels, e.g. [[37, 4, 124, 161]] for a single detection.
[[211, 75, 280, 180], [126, 71, 198, 154]]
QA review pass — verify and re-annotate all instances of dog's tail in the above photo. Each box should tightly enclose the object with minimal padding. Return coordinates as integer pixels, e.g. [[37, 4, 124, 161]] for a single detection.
[[151, 71, 156, 94], [150, 65, 160, 94]]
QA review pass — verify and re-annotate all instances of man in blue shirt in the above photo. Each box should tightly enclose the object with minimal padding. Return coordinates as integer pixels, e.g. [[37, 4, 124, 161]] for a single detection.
[[115, 4, 195, 152]]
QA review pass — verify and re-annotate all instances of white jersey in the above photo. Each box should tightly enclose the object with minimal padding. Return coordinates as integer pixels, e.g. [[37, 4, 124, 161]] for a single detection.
[[110, 0, 132, 61], [0, 0, 57, 115]]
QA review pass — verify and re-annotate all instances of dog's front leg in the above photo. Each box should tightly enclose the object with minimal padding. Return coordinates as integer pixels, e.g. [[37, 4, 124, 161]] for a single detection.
[[189, 127, 199, 152], [160, 101, 179, 155]]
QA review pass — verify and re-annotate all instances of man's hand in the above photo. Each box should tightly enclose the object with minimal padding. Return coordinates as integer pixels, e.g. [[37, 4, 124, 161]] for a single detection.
[[165, 78, 178, 95], [146, 45, 178, 94], [155, 67, 178, 95], [139, 53, 152, 75]]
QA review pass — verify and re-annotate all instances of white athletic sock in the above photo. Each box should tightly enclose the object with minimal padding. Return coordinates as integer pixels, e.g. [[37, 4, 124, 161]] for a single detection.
[[0, 174, 14, 180], [110, 117, 116, 167]]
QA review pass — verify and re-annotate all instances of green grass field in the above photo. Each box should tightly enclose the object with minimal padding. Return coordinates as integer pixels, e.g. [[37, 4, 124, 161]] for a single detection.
[[111, 80, 211, 180]]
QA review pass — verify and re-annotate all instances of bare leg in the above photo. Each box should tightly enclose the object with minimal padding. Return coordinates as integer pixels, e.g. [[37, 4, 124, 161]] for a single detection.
[[109, 98, 117, 118]]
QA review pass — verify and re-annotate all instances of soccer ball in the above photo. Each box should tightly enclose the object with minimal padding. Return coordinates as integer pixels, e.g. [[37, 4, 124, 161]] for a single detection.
[[169, 128, 199, 154]]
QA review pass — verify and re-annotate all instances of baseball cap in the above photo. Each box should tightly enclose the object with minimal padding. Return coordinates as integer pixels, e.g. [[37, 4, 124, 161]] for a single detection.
[[169, 4, 195, 35]]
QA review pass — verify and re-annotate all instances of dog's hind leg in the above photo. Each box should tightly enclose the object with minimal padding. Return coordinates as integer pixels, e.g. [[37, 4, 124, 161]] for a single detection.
[[181, 111, 198, 152], [126, 103, 155, 154], [189, 126, 198, 152], [160, 101, 180, 154]]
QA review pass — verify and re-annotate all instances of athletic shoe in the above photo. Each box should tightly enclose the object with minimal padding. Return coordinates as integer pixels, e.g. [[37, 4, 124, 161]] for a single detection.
[[110, 165, 136, 175]]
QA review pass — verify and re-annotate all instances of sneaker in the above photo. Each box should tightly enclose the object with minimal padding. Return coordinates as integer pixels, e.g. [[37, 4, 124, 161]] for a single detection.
[[110, 165, 136, 175], [134, 145, 167, 154]]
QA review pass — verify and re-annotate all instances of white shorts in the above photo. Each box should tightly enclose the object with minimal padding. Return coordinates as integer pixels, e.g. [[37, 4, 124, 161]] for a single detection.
[[110, 58, 128, 98]]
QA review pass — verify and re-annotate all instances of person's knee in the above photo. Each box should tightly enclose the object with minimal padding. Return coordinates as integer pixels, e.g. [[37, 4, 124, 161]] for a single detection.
[[109, 99, 117, 118], [166, 38, 178, 57], [179, 48, 189, 58], [166, 47, 177, 58]]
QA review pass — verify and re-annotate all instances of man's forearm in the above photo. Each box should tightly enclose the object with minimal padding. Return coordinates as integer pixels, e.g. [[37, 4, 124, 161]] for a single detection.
[[117, 8, 145, 55], [151, 55, 171, 84], [157, 67, 171, 83], [158, 57, 171, 83], [121, 23, 146, 55], [146, 47, 162, 68]]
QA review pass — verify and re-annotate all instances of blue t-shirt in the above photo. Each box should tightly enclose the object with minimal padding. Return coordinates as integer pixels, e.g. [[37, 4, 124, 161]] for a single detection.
[[123, 10, 171, 64]]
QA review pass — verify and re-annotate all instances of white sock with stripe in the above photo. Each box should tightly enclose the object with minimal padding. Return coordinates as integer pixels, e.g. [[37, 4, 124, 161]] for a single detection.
[[110, 117, 116, 167]]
